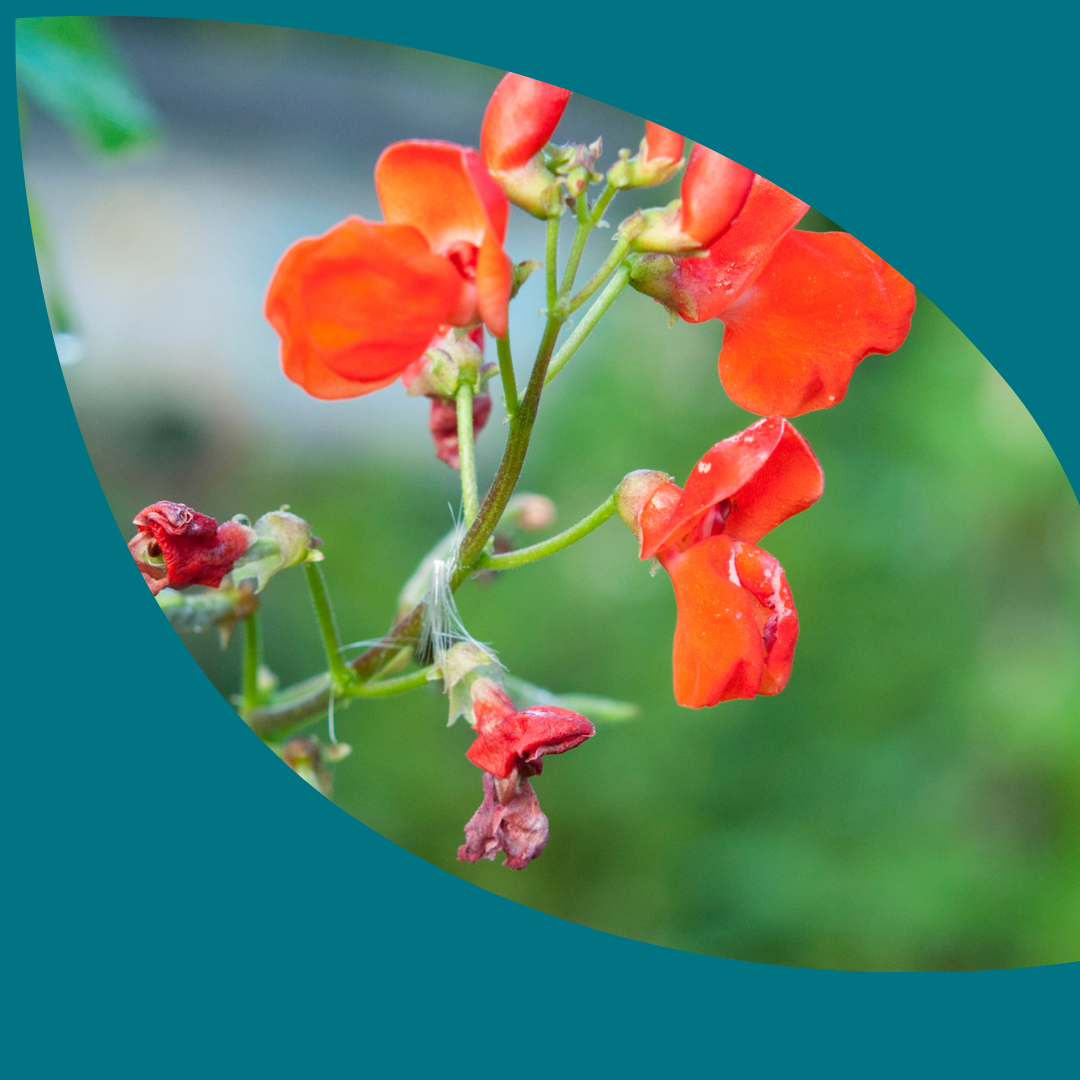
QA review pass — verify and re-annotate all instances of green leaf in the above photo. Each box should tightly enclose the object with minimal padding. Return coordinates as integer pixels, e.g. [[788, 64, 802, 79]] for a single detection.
[[503, 674, 640, 722], [16, 16, 159, 155]]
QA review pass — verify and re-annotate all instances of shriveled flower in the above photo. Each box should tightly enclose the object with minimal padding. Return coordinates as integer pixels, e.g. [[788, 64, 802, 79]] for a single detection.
[[629, 175, 916, 416], [265, 142, 511, 400], [625, 141, 755, 254], [617, 417, 824, 708], [458, 677, 594, 869], [128, 502, 255, 596], [480, 72, 571, 218], [428, 395, 492, 469]]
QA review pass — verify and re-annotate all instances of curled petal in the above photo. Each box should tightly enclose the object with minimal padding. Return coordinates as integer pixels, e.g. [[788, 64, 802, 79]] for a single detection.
[[265, 217, 463, 399], [717, 230, 917, 416], [458, 773, 549, 870], [665, 176, 809, 322], [679, 144, 755, 249], [466, 678, 595, 779], [639, 418, 824, 558], [481, 73, 570, 172], [129, 502, 254, 595], [660, 535, 797, 707]]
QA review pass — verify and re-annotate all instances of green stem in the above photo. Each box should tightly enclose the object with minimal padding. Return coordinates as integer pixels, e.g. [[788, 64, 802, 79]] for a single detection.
[[559, 213, 592, 301], [241, 613, 261, 713], [545, 264, 631, 387], [456, 382, 479, 525], [305, 561, 353, 690], [496, 333, 518, 417], [570, 233, 632, 312], [591, 182, 617, 226], [545, 215, 560, 312], [452, 313, 562, 588], [477, 493, 616, 571], [343, 666, 434, 699]]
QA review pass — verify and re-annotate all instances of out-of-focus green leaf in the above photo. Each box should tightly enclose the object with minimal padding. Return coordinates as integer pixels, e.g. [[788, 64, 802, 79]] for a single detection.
[[504, 674, 640, 722], [15, 16, 159, 154]]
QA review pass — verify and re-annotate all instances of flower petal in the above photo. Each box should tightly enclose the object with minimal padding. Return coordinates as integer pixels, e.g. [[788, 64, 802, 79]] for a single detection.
[[481, 73, 570, 172], [731, 542, 799, 695], [673, 176, 809, 322], [679, 144, 755, 249], [376, 142, 511, 336], [265, 217, 463, 397], [643, 121, 684, 164], [660, 536, 766, 707], [717, 230, 917, 416], [457, 773, 550, 869]]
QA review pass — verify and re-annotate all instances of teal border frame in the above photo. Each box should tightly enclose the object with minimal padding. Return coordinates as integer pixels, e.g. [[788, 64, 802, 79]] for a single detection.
[[8, 5, 1076, 1074]]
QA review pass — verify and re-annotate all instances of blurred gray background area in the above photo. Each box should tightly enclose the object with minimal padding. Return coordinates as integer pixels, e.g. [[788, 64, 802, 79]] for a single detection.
[[23, 18, 1080, 972]]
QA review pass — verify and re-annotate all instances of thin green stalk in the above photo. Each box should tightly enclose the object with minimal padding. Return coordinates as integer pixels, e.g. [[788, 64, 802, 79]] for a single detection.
[[590, 182, 617, 226], [545, 264, 631, 387], [477, 494, 616, 571], [559, 213, 592, 300], [343, 666, 435, 699], [570, 233, 633, 312], [545, 215, 560, 311], [241, 613, 261, 713], [304, 561, 353, 690], [496, 333, 518, 417], [456, 382, 479, 525]]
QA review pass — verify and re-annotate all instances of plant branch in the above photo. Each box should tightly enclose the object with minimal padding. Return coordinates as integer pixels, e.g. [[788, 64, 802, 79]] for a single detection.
[[496, 333, 518, 417], [477, 493, 616, 571], [456, 382, 479, 525], [545, 264, 631, 387], [305, 561, 353, 690]]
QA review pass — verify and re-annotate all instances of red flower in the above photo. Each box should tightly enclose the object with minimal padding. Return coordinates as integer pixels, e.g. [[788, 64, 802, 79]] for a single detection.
[[458, 678, 594, 869], [629, 175, 916, 416], [628, 142, 755, 254], [265, 142, 511, 400], [617, 417, 824, 708], [128, 502, 254, 596], [481, 72, 570, 218]]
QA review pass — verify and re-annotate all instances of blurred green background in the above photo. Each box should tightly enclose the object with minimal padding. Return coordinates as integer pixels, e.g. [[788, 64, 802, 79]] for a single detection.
[[23, 18, 1080, 971]]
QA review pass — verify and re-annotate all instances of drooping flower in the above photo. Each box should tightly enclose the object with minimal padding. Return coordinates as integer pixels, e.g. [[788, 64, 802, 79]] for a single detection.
[[625, 141, 755, 254], [265, 141, 511, 400], [616, 417, 824, 708], [458, 678, 594, 869], [481, 72, 571, 218], [128, 502, 255, 596], [629, 174, 916, 416]]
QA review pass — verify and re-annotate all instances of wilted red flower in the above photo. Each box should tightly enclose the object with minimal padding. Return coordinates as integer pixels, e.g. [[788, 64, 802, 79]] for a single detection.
[[628, 141, 755, 254], [458, 678, 594, 869], [481, 72, 570, 217], [265, 141, 511, 400], [617, 417, 824, 708], [629, 175, 916, 416], [128, 502, 254, 596]]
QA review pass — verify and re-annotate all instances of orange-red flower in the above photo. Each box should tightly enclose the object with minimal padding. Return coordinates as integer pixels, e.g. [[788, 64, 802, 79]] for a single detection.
[[265, 141, 511, 400], [629, 175, 916, 416], [458, 678, 594, 869], [617, 417, 824, 708], [128, 502, 254, 596], [480, 72, 570, 218]]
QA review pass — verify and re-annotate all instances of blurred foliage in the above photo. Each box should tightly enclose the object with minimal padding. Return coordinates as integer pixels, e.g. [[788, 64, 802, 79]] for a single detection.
[[88, 285, 1080, 972], [16, 17, 159, 155]]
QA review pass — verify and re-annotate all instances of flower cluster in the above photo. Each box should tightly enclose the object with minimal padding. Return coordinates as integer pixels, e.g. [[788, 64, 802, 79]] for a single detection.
[[131, 69, 919, 871]]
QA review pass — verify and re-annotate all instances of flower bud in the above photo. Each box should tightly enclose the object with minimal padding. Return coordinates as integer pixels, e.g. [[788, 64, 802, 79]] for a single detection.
[[481, 73, 571, 219], [615, 470, 676, 547], [501, 493, 557, 532], [231, 508, 321, 593], [547, 138, 603, 200], [278, 736, 352, 799], [404, 330, 485, 398], [608, 121, 686, 189]]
